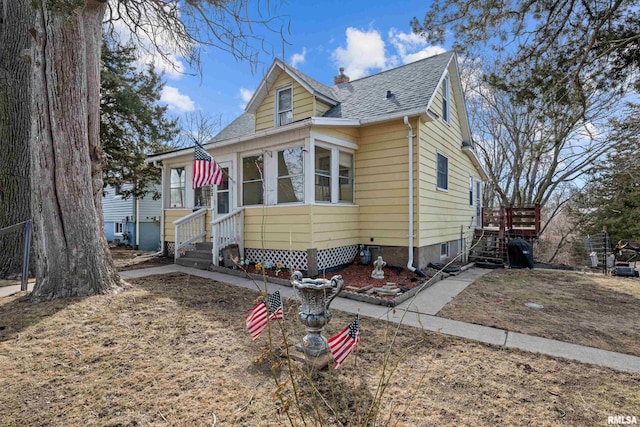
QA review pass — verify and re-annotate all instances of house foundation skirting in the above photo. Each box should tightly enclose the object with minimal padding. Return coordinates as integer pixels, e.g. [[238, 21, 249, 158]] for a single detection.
[[244, 244, 359, 276]]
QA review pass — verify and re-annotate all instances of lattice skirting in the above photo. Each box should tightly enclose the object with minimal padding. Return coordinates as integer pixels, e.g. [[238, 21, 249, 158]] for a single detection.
[[165, 241, 196, 257], [244, 244, 359, 272], [318, 245, 358, 270], [166, 242, 175, 256], [244, 248, 308, 271]]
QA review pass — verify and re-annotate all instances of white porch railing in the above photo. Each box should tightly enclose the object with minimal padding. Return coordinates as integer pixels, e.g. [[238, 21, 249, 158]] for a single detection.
[[211, 208, 245, 266], [173, 208, 207, 260]]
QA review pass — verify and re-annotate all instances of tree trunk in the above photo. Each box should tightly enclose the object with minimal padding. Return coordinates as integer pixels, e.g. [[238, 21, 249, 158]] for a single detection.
[[29, 1, 122, 301], [0, 1, 32, 279]]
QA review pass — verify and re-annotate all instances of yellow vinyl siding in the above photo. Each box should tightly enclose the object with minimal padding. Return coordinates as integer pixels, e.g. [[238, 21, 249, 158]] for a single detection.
[[357, 121, 413, 247], [417, 73, 476, 248], [164, 209, 211, 242], [315, 99, 333, 117], [315, 127, 360, 143], [254, 72, 314, 132], [243, 205, 311, 251], [311, 205, 359, 248]]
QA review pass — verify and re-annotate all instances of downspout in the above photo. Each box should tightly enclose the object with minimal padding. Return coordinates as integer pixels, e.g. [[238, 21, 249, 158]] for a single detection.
[[404, 116, 416, 273], [159, 162, 166, 255], [135, 196, 140, 250]]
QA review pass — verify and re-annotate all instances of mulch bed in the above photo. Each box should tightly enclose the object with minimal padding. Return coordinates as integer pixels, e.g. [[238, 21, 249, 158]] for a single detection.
[[222, 262, 437, 306]]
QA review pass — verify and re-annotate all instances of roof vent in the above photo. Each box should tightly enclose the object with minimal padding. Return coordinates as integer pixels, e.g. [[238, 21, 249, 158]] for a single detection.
[[386, 90, 393, 99], [334, 67, 350, 85]]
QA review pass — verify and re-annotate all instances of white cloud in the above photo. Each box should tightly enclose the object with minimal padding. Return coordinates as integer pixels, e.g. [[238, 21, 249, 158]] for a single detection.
[[332, 27, 388, 80], [109, 8, 188, 80], [388, 28, 445, 65], [239, 87, 255, 109], [161, 86, 195, 112], [331, 27, 446, 81], [290, 48, 307, 67]]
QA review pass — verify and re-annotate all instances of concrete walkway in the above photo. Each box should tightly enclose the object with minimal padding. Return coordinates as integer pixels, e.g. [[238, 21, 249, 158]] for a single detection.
[[3, 265, 640, 374]]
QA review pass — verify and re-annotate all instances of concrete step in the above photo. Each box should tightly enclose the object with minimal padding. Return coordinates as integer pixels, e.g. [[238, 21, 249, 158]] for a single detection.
[[183, 250, 212, 260], [195, 242, 213, 251], [175, 257, 212, 270]]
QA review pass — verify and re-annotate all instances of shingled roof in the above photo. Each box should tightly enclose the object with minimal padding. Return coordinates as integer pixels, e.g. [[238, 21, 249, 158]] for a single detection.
[[325, 51, 454, 119], [212, 51, 455, 142]]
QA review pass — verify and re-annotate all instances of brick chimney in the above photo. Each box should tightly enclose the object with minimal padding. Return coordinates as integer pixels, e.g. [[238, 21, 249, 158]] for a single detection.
[[334, 67, 350, 85]]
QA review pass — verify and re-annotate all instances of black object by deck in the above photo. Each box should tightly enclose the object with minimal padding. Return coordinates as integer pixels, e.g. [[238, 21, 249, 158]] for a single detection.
[[508, 238, 534, 269]]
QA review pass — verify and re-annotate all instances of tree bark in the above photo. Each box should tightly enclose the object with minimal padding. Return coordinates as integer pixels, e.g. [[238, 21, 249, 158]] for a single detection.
[[29, 1, 122, 301], [0, 1, 32, 279]]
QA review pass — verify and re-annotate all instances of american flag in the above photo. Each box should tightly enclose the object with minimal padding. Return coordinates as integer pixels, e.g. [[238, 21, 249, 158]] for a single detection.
[[328, 313, 360, 369], [246, 290, 284, 340], [192, 145, 223, 189]]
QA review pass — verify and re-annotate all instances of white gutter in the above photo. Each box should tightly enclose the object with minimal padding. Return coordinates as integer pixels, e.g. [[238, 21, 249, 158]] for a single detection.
[[404, 116, 416, 273]]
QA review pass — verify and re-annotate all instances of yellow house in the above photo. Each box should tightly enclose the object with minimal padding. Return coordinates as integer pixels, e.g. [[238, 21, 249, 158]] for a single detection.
[[147, 51, 488, 274]]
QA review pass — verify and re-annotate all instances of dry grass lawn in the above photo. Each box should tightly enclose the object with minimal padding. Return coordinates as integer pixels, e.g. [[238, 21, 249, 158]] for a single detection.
[[438, 269, 640, 357], [0, 272, 638, 426]]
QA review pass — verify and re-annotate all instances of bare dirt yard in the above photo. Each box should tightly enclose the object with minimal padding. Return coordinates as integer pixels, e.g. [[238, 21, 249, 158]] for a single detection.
[[438, 268, 640, 357], [0, 270, 639, 426]]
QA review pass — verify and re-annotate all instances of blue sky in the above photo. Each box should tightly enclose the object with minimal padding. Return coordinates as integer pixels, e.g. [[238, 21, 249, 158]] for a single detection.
[[149, 1, 448, 130]]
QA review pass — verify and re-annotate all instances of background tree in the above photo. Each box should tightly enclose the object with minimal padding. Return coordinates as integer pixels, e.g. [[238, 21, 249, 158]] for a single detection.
[[411, 0, 640, 102], [573, 104, 640, 245], [101, 36, 179, 199], [0, 0, 284, 300], [0, 1, 31, 279], [462, 58, 616, 213]]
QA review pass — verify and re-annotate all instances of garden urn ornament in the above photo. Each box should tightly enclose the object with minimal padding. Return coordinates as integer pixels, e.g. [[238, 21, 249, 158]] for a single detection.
[[371, 256, 386, 279], [291, 271, 344, 357]]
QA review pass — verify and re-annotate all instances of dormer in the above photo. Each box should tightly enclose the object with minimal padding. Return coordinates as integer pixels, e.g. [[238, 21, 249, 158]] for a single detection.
[[245, 59, 338, 132]]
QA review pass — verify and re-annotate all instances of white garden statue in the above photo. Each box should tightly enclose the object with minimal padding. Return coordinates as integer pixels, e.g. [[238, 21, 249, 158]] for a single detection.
[[371, 255, 386, 279]]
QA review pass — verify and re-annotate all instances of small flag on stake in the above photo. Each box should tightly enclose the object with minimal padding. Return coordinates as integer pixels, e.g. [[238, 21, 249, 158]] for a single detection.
[[328, 313, 360, 369], [246, 290, 284, 340]]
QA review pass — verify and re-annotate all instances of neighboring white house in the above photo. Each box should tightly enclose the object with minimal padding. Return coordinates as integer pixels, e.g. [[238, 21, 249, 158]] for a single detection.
[[102, 184, 162, 251]]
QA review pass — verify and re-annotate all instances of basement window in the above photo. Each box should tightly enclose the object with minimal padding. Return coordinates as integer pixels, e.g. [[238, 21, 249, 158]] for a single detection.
[[440, 242, 449, 259]]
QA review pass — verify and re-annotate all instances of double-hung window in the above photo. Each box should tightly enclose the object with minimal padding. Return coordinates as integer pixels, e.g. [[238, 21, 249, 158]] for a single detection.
[[242, 155, 264, 205], [277, 147, 304, 204], [276, 86, 293, 126], [169, 167, 185, 207], [314, 146, 354, 203], [338, 152, 354, 203], [442, 75, 450, 123], [314, 147, 331, 202], [436, 153, 448, 191]]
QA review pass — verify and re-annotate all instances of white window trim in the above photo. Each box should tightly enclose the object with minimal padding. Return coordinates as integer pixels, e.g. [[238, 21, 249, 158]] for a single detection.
[[442, 75, 450, 124], [436, 152, 449, 192], [167, 166, 186, 208], [469, 175, 474, 206], [275, 84, 293, 127], [313, 141, 356, 205], [241, 152, 266, 207], [276, 145, 305, 205], [114, 222, 124, 236]]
